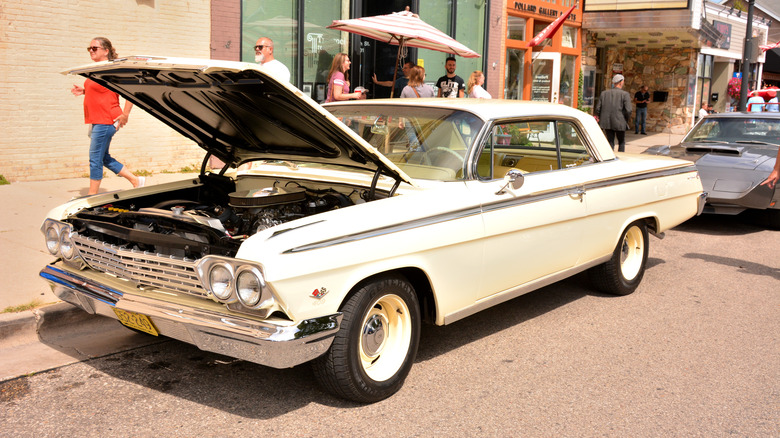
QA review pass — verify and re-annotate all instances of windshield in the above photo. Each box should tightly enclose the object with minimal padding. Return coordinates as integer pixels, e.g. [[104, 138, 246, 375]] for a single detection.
[[326, 105, 485, 181], [684, 117, 780, 145]]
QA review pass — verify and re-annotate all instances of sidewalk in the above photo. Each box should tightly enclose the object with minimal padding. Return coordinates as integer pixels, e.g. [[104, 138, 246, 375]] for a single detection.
[[0, 131, 683, 380], [0, 172, 196, 310], [623, 131, 683, 154]]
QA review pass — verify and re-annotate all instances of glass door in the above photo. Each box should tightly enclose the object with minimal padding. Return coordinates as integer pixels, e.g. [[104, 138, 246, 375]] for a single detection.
[[530, 52, 560, 103]]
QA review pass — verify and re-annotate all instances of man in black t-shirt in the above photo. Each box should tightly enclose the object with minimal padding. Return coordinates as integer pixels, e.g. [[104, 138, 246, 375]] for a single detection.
[[436, 57, 465, 98], [634, 85, 650, 134]]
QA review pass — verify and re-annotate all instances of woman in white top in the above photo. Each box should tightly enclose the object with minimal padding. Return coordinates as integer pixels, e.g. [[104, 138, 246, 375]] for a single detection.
[[466, 71, 491, 99], [400, 65, 435, 98]]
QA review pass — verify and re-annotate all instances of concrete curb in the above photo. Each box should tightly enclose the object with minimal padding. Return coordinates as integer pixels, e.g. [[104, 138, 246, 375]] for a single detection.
[[0, 302, 164, 382], [0, 302, 97, 349]]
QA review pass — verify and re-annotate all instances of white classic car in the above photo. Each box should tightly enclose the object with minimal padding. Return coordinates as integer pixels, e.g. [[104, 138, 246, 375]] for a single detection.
[[41, 57, 705, 403]]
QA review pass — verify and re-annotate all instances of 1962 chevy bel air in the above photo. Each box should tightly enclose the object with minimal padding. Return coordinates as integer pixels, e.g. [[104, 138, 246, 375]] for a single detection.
[[41, 57, 705, 402]]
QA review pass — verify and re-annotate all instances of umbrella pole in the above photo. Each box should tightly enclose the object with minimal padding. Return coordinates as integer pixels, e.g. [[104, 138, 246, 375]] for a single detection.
[[390, 38, 405, 98]]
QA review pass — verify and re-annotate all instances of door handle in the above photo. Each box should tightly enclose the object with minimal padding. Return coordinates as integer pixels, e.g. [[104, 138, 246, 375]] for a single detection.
[[569, 187, 585, 202]]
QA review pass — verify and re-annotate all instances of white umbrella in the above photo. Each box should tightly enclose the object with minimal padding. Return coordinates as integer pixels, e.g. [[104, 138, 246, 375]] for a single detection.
[[328, 8, 480, 96]]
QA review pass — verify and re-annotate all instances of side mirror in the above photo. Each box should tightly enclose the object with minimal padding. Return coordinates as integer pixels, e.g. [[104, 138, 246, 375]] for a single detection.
[[370, 117, 388, 135], [496, 169, 524, 194]]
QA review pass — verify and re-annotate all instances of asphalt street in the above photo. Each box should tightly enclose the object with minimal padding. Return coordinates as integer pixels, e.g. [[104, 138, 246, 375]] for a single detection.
[[1, 213, 778, 436]]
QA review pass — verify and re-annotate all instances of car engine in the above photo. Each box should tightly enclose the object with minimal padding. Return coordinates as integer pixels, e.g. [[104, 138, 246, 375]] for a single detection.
[[66, 174, 356, 260]]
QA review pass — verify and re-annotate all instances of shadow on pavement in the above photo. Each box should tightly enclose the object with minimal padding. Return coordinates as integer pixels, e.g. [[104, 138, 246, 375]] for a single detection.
[[5, 275, 613, 415], [673, 212, 770, 236], [682, 253, 780, 281]]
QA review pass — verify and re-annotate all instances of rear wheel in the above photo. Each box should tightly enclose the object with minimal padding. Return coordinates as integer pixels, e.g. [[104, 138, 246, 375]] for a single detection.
[[312, 275, 420, 403], [589, 221, 649, 295]]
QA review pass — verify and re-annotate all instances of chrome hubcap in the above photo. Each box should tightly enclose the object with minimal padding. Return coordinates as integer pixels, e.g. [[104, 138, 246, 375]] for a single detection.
[[358, 294, 412, 382], [361, 314, 387, 357]]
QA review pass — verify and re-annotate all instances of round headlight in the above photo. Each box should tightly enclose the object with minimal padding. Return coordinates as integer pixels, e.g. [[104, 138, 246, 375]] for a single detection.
[[236, 269, 264, 307], [59, 230, 76, 260], [45, 226, 61, 255], [209, 264, 233, 301]]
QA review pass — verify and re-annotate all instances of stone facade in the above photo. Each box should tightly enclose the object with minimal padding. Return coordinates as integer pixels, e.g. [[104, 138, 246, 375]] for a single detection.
[[583, 35, 698, 134], [0, 0, 211, 183]]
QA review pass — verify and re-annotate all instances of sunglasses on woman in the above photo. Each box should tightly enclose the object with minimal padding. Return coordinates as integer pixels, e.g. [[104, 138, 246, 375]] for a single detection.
[[87, 46, 103, 52]]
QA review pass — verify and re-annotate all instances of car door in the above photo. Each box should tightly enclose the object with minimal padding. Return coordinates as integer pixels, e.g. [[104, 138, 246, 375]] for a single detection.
[[467, 118, 595, 301]]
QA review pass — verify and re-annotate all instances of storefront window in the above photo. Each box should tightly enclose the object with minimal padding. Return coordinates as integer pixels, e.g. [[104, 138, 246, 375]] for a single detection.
[[455, 0, 485, 79], [582, 67, 595, 107], [505, 49, 525, 100], [242, 0, 345, 91], [561, 26, 576, 48], [507, 17, 526, 41], [533, 22, 552, 46], [242, 1, 297, 78], [560, 55, 576, 106], [696, 53, 713, 114], [303, 0, 345, 100], [418, 0, 452, 87], [419, 0, 485, 90]]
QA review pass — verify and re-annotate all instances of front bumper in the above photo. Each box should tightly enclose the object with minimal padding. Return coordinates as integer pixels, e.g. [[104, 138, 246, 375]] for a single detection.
[[40, 263, 341, 369]]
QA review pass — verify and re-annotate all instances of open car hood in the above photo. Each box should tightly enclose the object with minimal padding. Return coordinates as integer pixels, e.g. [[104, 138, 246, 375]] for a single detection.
[[63, 56, 415, 187]]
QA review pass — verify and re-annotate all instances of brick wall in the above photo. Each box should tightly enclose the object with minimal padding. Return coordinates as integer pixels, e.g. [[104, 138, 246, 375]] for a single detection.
[[211, 0, 241, 61], [0, 0, 212, 182], [486, 0, 505, 98]]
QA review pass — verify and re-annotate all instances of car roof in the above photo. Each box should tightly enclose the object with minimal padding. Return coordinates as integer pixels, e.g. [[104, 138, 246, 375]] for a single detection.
[[324, 98, 589, 122], [702, 111, 780, 119]]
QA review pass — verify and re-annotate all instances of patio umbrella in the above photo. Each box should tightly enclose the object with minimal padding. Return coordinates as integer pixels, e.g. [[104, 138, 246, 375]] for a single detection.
[[327, 7, 480, 97]]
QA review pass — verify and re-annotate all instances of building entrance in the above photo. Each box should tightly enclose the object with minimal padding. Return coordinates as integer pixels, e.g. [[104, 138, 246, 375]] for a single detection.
[[359, 1, 418, 99], [530, 52, 561, 103]]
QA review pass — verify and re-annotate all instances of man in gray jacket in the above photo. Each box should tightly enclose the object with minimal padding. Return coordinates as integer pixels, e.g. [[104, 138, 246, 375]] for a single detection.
[[594, 74, 632, 152]]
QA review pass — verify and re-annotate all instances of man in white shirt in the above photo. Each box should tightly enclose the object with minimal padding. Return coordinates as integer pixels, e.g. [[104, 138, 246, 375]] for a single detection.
[[255, 37, 291, 83], [698, 102, 710, 118]]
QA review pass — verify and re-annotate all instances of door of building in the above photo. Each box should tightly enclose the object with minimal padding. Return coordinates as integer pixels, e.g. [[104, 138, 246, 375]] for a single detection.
[[530, 52, 560, 103], [361, 0, 418, 99]]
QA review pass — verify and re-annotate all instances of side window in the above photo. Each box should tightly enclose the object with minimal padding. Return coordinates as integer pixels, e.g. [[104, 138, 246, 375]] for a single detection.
[[557, 121, 594, 168], [476, 119, 594, 180]]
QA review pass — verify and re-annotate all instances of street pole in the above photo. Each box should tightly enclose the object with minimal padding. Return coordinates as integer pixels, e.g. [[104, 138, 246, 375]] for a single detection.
[[738, 0, 755, 111]]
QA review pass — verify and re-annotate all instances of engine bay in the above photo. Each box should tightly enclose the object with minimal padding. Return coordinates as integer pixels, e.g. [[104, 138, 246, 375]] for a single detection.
[[66, 173, 370, 259]]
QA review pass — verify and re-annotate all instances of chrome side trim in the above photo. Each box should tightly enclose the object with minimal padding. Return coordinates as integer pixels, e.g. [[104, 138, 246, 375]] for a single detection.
[[286, 165, 701, 253], [284, 205, 483, 253], [582, 164, 699, 191], [40, 264, 342, 369]]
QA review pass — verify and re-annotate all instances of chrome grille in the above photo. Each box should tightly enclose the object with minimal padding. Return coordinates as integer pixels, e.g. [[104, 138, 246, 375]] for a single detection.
[[72, 234, 206, 297]]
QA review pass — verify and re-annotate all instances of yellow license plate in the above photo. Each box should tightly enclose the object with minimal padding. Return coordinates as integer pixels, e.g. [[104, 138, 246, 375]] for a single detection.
[[113, 308, 159, 336]]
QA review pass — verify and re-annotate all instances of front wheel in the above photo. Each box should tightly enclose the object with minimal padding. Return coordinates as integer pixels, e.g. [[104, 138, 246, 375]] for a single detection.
[[312, 275, 420, 403], [588, 221, 649, 295]]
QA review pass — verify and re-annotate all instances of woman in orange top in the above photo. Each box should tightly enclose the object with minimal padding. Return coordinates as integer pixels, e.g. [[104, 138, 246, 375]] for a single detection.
[[71, 37, 143, 195]]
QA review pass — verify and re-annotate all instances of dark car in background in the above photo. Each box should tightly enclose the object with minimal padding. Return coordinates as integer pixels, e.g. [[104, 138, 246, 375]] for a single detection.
[[644, 112, 780, 227]]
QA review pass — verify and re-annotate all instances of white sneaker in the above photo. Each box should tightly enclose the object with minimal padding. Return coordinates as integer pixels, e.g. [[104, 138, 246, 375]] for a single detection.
[[136, 176, 146, 188]]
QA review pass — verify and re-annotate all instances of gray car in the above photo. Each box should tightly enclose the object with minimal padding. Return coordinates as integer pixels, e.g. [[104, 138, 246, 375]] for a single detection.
[[644, 112, 780, 227]]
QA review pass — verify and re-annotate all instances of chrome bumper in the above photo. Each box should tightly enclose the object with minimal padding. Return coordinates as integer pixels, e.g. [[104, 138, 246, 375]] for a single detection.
[[40, 263, 341, 369], [697, 192, 708, 216]]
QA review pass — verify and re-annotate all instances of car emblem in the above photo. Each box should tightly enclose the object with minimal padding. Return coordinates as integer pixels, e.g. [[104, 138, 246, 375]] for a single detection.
[[311, 287, 328, 299]]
